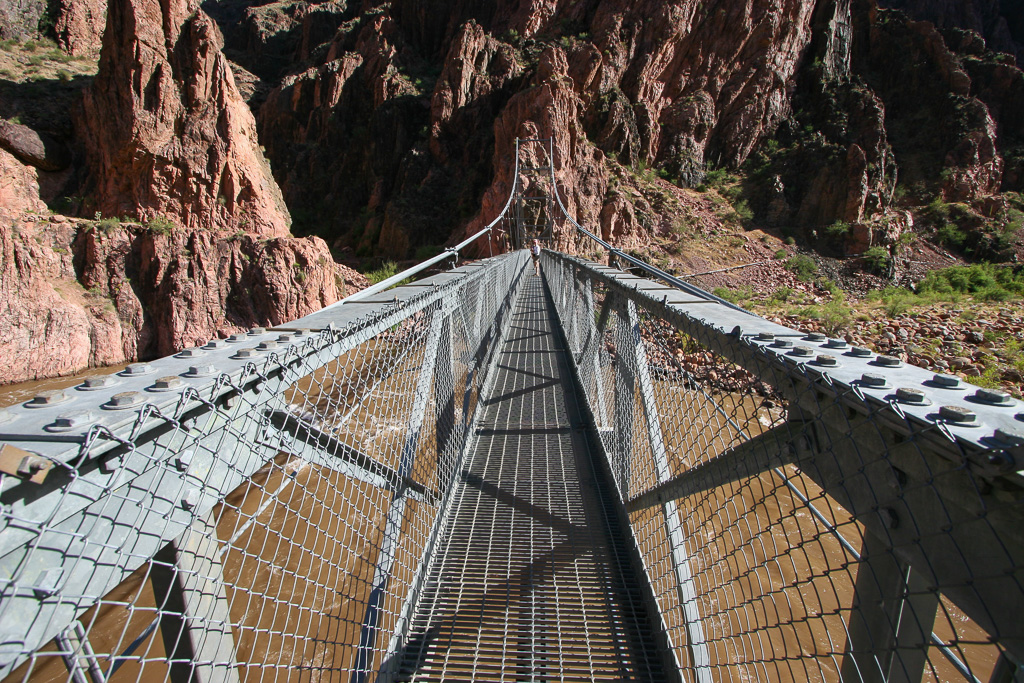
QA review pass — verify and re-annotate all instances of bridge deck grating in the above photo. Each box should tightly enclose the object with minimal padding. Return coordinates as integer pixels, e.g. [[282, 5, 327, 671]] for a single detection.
[[392, 275, 668, 682]]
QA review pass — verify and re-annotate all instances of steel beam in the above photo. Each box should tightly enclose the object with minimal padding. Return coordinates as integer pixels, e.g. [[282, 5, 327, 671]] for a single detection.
[[620, 299, 713, 683]]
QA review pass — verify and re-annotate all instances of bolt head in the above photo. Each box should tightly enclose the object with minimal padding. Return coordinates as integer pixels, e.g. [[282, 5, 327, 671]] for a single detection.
[[80, 376, 117, 390], [227, 333, 247, 342], [234, 348, 259, 359], [177, 348, 205, 359], [860, 373, 888, 388], [26, 390, 69, 408], [181, 488, 200, 509], [33, 568, 64, 598], [122, 363, 154, 376], [186, 364, 217, 378], [293, 329, 309, 337], [849, 346, 873, 357], [248, 327, 266, 335], [973, 387, 1013, 406], [256, 341, 278, 351], [205, 339, 227, 349], [931, 374, 961, 388], [175, 450, 194, 472], [772, 340, 794, 349], [276, 334, 294, 343], [815, 354, 839, 367], [875, 355, 901, 367], [939, 405, 978, 425], [994, 427, 1024, 446], [151, 376, 183, 391], [805, 332, 826, 342], [756, 332, 775, 342], [791, 346, 815, 357], [47, 410, 96, 432], [896, 387, 929, 405], [105, 391, 144, 409], [825, 339, 848, 349]]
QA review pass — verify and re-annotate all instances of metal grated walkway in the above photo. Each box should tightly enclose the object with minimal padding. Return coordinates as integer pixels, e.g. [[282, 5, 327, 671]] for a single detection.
[[393, 275, 670, 682]]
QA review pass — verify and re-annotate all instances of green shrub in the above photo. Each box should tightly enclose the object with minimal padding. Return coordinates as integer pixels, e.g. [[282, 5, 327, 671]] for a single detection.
[[768, 286, 793, 304], [145, 216, 175, 235], [821, 298, 852, 336], [824, 220, 850, 241], [366, 261, 401, 285], [712, 286, 754, 305], [936, 223, 967, 249], [773, 249, 787, 260], [785, 254, 818, 281], [917, 264, 1024, 299], [94, 215, 121, 233], [862, 246, 891, 274]]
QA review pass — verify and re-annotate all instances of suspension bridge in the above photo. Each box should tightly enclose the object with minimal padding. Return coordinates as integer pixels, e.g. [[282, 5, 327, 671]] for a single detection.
[[0, 138, 1022, 683]]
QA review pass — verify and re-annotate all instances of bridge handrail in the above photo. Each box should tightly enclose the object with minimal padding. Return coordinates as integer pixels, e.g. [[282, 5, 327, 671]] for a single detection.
[[541, 249, 1024, 681], [0, 251, 532, 681]]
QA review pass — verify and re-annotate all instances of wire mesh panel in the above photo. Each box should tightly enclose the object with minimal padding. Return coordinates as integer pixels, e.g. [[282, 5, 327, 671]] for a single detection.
[[0, 252, 529, 683], [541, 251, 1024, 683]]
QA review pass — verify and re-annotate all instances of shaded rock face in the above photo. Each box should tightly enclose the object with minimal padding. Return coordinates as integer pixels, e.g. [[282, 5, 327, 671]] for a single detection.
[[0, 0, 47, 41], [76, 0, 292, 237], [878, 0, 1024, 62], [0, 215, 368, 385], [0, 120, 72, 172]]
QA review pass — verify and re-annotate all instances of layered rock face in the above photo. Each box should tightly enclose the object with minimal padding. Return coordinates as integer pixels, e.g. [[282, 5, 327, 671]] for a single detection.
[[245, 0, 1021, 260], [0, 212, 366, 385], [76, 0, 292, 236]]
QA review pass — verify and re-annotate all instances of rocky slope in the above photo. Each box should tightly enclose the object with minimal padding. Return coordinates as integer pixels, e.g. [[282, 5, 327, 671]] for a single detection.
[[3, 0, 1022, 384], [0, 0, 368, 384]]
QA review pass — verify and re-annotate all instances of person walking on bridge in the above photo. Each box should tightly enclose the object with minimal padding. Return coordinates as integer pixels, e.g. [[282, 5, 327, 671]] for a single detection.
[[531, 239, 541, 276]]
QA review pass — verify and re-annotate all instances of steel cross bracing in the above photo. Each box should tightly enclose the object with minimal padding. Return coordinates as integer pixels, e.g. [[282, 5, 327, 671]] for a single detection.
[[385, 276, 672, 682]]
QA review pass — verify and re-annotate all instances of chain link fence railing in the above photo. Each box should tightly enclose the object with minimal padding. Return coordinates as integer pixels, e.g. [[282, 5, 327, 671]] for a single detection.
[[542, 250, 1024, 683], [0, 251, 529, 683]]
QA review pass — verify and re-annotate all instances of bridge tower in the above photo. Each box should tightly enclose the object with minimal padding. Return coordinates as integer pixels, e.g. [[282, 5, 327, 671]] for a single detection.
[[510, 137, 556, 249]]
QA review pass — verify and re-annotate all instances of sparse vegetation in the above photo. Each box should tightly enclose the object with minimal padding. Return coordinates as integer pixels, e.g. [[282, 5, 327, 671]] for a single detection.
[[146, 216, 175, 235], [784, 254, 818, 281], [861, 246, 891, 275]]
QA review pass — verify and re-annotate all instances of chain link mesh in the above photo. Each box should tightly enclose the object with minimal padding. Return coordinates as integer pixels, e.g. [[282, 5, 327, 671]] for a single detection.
[[542, 251, 1022, 683], [0, 252, 529, 683]]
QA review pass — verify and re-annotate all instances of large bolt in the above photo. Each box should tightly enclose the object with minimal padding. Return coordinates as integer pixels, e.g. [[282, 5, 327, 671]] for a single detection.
[[80, 376, 117, 391], [256, 341, 278, 351], [895, 387, 929, 405], [276, 334, 294, 343], [791, 346, 815, 357], [177, 348, 205, 359], [939, 405, 978, 425], [804, 332, 826, 342], [234, 348, 260, 359], [227, 333, 247, 342], [175, 450, 194, 472], [293, 329, 309, 337], [756, 332, 775, 342], [825, 339, 848, 349], [994, 427, 1024, 447], [47, 410, 95, 432], [875, 355, 901, 367], [248, 327, 266, 335], [181, 488, 200, 510], [815, 354, 839, 367], [973, 387, 1013, 406], [849, 347, 873, 357], [931, 374, 961, 388], [860, 373, 889, 388], [122, 363, 154, 376], [186, 364, 217, 378], [772, 340, 794, 349], [205, 339, 227, 349], [33, 568, 64, 598], [105, 391, 145, 410], [151, 376, 183, 391], [26, 390, 69, 408]]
